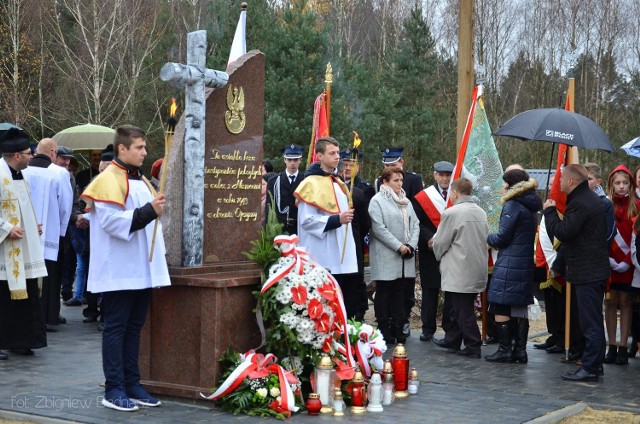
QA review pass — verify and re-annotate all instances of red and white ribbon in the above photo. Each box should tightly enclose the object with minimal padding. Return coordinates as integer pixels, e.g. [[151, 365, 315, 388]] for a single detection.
[[337, 325, 385, 378], [260, 234, 355, 369], [201, 350, 300, 413], [261, 235, 311, 294]]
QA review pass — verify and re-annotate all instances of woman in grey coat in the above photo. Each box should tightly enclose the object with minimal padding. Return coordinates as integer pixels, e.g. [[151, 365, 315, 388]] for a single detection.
[[369, 168, 420, 344]]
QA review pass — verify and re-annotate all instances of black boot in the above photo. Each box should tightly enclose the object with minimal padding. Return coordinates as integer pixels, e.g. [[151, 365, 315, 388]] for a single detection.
[[378, 320, 395, 345], [603, 345, 617, 364], [484, 321, 512, 362], [615, 346, 628, 365], [512, 318, 529, 364], [395, 320, 407, 344]]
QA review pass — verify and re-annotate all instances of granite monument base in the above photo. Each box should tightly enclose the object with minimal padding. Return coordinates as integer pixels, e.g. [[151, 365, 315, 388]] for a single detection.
[[139, 262, 262, 399]]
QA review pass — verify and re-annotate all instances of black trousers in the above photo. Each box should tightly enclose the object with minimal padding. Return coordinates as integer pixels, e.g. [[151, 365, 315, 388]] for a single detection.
[[41, 259, 61, 325], [543, 286, 564, 347], [443, 292, 481, 352], [421, 287, 452, 336], [59, 233, 76, 300], [543, 285, 584, 350], [574, 281, 606, 373], [374, 279, 407, 325], [403, 277, 416, 322], [334, 273, 365, 321], [0, 279, 47, 350]]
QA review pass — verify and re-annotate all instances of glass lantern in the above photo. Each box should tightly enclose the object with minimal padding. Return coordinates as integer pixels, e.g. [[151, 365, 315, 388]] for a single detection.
[[313, 353, 335, 414], [392, 343, 410, 398]]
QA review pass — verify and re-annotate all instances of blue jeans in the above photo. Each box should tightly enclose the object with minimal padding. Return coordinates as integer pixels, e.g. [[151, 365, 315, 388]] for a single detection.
[[101, 289, 151, 394], [74, 252, 89, 300]]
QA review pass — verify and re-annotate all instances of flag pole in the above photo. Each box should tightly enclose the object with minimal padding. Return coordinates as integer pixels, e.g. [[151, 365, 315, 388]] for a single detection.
[[325, 63, 332, 133], [341, 132, 361, 264], [563, 76, 576, 362]]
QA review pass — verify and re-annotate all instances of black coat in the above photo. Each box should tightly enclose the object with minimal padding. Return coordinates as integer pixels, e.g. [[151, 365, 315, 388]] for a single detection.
[[351, 176, 375, 207], [350, 185, 371, 275], [265, 171, 303, 235], [543, 180, 610, 285], [414, 184, 443, 288], [487, 180, 541, 306]]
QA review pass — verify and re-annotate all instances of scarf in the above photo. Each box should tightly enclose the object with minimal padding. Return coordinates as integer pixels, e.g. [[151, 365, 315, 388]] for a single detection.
[[379, 184, 411, 242]]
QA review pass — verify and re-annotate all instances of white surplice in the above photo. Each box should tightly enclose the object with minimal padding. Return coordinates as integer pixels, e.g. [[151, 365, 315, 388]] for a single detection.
[[23, 163, 72, 260], [0, 159, 47, 286], [297, 180, 357, 275], [87, 180, 170, 293]]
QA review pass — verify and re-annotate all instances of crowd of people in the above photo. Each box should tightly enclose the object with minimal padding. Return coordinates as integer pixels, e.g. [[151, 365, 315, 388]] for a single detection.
[[264, 136, 640, 383], [2, 126, 640, 415]]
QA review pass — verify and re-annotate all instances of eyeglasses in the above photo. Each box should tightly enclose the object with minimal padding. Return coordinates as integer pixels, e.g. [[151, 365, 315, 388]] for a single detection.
[[18, 151, 33, 157]]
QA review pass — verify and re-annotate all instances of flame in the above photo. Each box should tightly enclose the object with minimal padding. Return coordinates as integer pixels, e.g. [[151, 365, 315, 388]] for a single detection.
[[353, 131, 361, 149], [169, 98, 178, 118]]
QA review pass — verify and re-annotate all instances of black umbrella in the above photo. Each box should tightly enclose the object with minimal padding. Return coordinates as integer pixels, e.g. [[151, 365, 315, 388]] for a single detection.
[[493, 107, 616, 153]]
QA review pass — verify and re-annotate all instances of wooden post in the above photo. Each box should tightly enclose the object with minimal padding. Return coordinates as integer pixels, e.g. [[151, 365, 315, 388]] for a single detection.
[[563, 77, 577, 361], [457, 0, 474, 151]]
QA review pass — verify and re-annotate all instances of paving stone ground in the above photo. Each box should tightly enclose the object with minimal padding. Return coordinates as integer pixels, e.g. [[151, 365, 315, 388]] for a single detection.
[[1, 304, 638, 423]]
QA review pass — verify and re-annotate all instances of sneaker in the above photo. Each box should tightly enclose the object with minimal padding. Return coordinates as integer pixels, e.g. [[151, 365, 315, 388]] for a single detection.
[[63, 297, 82, 306], [101, 390, 139, 412], [126, 385, 161, 407]]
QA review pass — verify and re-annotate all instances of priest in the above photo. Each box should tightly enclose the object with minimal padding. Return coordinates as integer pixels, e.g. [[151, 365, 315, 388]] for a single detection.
[[0, 128, 48, 359]]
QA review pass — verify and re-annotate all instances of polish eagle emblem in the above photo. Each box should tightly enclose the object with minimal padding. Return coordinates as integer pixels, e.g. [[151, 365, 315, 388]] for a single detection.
[[225, 84, 246, 134]]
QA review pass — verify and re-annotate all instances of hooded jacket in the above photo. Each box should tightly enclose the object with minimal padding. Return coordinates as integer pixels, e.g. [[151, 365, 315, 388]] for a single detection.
[[608, 164, 640, 285], [487, 179, 541, 306]]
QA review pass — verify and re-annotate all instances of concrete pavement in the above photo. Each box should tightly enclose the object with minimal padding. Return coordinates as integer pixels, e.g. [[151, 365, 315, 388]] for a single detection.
[[1, 304, 638, 423]]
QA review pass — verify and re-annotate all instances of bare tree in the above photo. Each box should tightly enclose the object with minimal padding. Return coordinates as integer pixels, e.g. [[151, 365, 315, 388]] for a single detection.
[[47, 0, 163, 125], [0, 0, 42, 126]]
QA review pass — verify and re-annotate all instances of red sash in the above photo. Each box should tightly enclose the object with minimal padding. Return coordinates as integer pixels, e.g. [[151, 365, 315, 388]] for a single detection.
[[415, 186, 445, 228]]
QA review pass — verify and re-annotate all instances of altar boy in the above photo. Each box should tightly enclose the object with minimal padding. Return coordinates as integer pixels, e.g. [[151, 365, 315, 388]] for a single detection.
[[82, 125, 171, 411]]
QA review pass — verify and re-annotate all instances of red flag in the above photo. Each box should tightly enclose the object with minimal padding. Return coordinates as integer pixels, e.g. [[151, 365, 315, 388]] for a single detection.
[[307, 93, 329, 165], [449, 85, 481, 207], [547, 94, 573, 214]]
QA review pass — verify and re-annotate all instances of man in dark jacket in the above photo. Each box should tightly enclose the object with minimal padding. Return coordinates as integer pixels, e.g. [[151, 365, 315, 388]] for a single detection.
[[341, 149, 375, 205], [414, 161, 454, 341], [265, 144, 304, 235], [543, 164, 609, 382], [338, 158, 371, 320]]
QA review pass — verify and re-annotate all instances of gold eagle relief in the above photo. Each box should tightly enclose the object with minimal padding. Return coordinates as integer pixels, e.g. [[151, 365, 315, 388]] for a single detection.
[[225, 84, 246, 134]]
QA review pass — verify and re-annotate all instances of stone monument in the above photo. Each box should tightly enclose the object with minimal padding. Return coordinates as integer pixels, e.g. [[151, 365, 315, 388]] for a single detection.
[[139, 30, 265, 398]]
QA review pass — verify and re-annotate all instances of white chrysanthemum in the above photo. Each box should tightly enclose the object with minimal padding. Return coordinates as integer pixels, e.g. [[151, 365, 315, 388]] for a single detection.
[[296, 318, 313, 332], [256, 388, 268, 398]]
